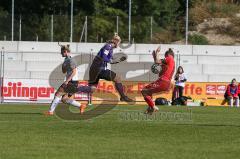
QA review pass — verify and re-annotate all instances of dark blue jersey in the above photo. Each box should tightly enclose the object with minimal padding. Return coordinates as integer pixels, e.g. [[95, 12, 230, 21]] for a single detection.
[[97, 43, 113, 70]]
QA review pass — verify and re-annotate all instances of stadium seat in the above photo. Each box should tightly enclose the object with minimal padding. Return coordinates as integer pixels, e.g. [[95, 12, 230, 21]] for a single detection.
[[18, 41, 76, 52], [5, 61, 26, 71], [203, 65, 240, 75], [193, 45, 237, 56], [209, 75, 240, 82], [5, 71, 30, 79], [180, 56, 198, 64], [22, 52, 63, 62], [4, 52, 22, 61], [0, 41, 18, 52], [26, 61, 61, 72], [30, 71, 64, 80], [185, 74, 209, 82], [77, 43, 102, 53], [198, 56, 240, 65], [181, 64, 203, 74]]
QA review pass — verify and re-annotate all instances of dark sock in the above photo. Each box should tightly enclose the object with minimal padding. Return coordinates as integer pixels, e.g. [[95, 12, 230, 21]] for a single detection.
[[115, 83, 125, 97], [77, 86, 93, 93]]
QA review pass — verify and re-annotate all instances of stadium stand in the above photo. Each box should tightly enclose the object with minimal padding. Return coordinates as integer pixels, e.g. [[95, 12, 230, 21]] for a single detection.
[[2, 41, 240, 106], [1, 41, 240, 83]]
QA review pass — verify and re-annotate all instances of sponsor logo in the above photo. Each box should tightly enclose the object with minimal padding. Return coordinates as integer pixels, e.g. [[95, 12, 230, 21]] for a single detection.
[[217, 85, 227, 95], [206, 85, 216, 95], [2, 82, 54, 101]]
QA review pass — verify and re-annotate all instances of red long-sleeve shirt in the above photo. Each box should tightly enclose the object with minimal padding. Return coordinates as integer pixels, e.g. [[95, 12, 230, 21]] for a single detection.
[[159, 55, 175, 81], [238, 84, 240, 94], [226, 84, 238, 97]]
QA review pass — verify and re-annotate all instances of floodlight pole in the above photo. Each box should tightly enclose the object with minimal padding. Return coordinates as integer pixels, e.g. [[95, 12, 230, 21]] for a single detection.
[[128, 0, 131, 43], [116, 16, 119, 34], [19, 15, 21, 41], [51, 15, 53, 42], [70, 0, 73, 42], [85, 16, 87, 43], [12, 0, 14, 41], [150, 16, 153, 41], [185, 0, 189, 45]]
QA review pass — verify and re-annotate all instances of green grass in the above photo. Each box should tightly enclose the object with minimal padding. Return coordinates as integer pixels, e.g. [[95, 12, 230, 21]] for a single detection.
[[0, 104, 240, 159]]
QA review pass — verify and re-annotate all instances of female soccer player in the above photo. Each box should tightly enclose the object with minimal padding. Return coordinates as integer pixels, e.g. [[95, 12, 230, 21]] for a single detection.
[[88, 33, 133, 102], [46, 45, 88, 115], [141, 46, 175, 114]]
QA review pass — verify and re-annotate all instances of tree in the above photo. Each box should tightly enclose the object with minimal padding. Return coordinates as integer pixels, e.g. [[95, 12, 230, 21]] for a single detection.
[[0, 0, 191, 43]]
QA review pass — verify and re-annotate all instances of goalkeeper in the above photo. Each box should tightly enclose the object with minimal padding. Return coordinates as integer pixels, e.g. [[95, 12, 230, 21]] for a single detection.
[[88, 33, 133, 102], [141, 47, 175, 114]]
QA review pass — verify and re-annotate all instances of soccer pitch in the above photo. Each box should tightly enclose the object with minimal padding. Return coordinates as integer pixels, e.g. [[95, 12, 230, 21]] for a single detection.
[[0, 104, 240, 159]]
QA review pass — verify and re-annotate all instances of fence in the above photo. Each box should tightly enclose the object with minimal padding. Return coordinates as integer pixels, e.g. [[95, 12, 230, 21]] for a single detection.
[[0, 15, 186, 44]]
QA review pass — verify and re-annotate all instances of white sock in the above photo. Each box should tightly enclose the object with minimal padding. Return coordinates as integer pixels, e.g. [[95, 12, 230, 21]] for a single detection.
[[229, 99, 233, 107], [153, 105, 159, 110], [66, 99, 81, 108], [49, 96, 61, 113], [236, 98, 239, 107]]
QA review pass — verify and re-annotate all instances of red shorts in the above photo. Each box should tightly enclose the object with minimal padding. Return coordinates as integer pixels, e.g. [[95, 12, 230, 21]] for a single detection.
[[144, 79, 171, 95]]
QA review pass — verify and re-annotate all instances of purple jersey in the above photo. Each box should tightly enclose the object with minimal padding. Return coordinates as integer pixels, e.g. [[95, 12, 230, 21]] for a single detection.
[[97, 43, 113, 70]]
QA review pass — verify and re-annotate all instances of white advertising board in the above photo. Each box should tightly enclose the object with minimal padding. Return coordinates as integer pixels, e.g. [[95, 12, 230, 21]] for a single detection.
[[2, 79, 88, 103]]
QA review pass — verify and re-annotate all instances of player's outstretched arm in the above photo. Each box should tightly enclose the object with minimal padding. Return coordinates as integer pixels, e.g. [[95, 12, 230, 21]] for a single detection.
[[152, 46, 161, 64]]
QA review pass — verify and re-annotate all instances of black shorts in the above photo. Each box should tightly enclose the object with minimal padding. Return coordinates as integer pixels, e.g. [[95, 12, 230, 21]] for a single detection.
[[60, 81, 79, 93], [89, 55, 116, 85], [56, 81, 79, 97], [89, 69, 116, 85]]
